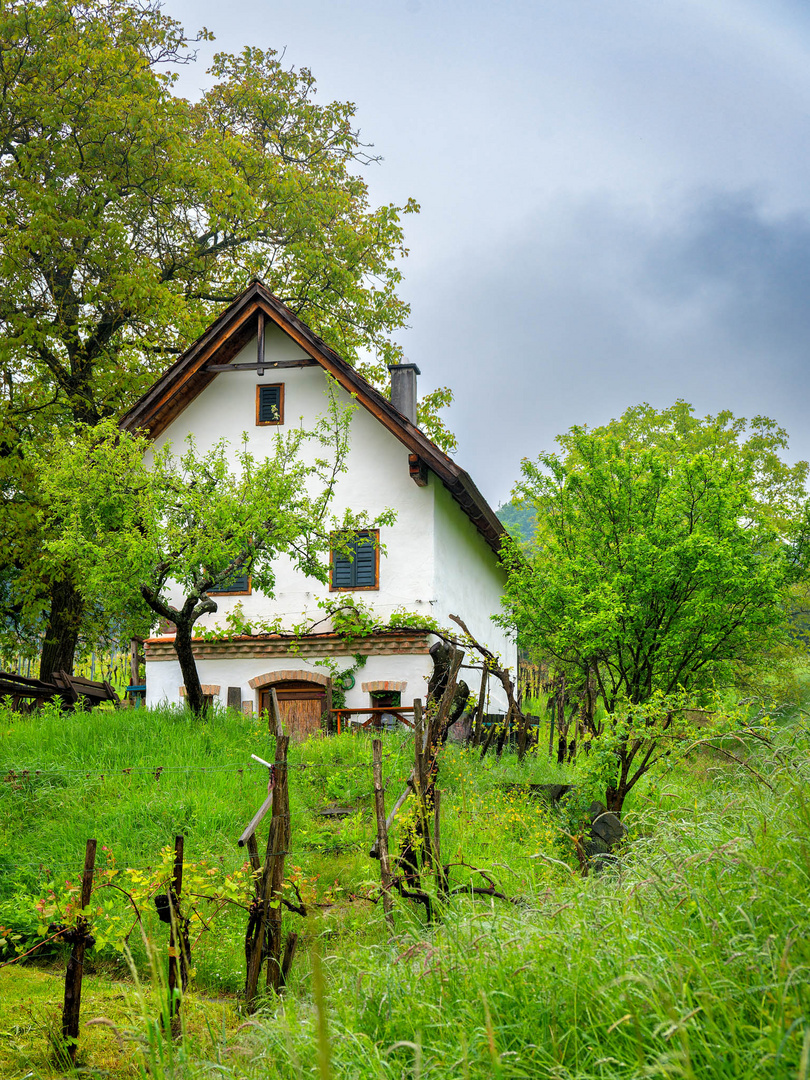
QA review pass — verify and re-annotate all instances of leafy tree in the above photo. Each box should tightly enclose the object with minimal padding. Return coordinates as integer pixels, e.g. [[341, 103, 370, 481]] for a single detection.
[[34, 396, 393, 715], [496, 500, 536, 546], [0, 0, 444, 676], [500, 402, 810, 813]]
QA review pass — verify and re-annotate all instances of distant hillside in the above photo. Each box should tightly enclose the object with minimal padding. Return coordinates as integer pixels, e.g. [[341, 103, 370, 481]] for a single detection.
[[497, 500, 536, 545]]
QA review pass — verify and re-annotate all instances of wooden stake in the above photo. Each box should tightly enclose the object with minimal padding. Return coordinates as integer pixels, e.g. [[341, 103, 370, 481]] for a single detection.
[[413, 698, 424, 788], [266, 738, 289, 993], [433, 790, 445, 896], [279, 932, 299, 990], [167, 834, 188, 1033], [246, 833, 261, 874], [412, 698, 432, 866], [62, 838, 96, 1064], [473, 665, 487, 746], [245, 735, 289, 1010], [372, 739, 395, 934], [238, 791, 274, 847]]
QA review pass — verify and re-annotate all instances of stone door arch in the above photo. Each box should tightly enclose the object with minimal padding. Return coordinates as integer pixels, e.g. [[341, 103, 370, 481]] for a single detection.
[[249, 670, 330, 742]]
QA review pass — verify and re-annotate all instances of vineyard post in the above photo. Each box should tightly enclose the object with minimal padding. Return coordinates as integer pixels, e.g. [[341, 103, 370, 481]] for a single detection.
[[62, 838, 96, 1064], [433, 789, 446, 896], [245, 734, 289, 1010], [372, 738, 395, 934], [472, 665, 487, 747], [413, 698, 432, 866], [266, 735, 289, 993], [167, 834, 188, 1034]]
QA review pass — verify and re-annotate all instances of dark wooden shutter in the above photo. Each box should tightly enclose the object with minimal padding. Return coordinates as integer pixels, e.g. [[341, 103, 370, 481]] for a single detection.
[[331, 532, 377, 588], [211, 572, 250, 594], [331, 549, 354, 588], [353, 535, 376, 587], [258, 385, 282, 423]]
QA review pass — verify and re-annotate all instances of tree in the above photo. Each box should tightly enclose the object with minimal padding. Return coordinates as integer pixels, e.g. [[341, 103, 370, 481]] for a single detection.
[[499, 402, 810, 813], [0, 0, 447, 675], [34, 396, 392, 715]]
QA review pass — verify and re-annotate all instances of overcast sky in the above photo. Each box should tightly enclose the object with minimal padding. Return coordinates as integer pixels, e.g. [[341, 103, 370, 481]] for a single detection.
[[169, 0, 810, 507]]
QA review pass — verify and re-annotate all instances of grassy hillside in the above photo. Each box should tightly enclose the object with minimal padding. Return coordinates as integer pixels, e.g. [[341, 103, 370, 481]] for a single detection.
[[1, 699, 809, 1078]]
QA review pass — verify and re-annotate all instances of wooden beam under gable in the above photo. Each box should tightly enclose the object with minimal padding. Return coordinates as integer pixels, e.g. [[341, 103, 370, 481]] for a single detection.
[[409, 454, 428, 487]]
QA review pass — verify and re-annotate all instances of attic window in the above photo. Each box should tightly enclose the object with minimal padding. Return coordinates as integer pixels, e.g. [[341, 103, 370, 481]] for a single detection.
[[256, 384, 284, 426], [330, 530, 379, 591]]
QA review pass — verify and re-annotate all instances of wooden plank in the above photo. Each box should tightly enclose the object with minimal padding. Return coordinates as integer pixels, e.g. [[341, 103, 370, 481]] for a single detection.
[[238, 791, 274, 847], [204, 359, 317, 372]]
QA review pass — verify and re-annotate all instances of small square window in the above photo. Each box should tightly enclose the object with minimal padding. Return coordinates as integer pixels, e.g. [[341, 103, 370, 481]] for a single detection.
[[330, 530, 379, 591], [256, 384, 284, 425]]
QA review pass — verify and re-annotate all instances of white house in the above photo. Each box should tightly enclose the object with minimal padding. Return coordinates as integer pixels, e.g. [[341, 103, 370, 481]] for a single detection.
[[120, 281, 515, 736]]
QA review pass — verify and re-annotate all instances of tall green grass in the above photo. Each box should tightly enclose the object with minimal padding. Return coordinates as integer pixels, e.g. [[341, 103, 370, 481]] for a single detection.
[[5, 701, 807, 1077]]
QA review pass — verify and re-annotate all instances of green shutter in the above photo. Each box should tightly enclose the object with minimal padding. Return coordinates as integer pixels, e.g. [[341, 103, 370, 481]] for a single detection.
[[212, 572, 250, 593], [258, 385, 281, 423], [354, 536, 376, 587], [331, 533, 377, 588]]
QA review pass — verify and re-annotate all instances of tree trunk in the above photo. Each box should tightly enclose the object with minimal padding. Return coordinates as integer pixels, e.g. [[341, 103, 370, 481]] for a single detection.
[[173, 622, 206, 716], [605, 783, 626, 815], [40, 578, 84, 681]]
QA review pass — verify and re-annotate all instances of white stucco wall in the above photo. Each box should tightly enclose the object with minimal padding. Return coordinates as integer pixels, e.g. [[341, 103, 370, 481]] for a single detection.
[[431, 480, 515, 712], [150, 327, 435, 632], [146, 651, 433, 712], [144, 322, 512, 716]]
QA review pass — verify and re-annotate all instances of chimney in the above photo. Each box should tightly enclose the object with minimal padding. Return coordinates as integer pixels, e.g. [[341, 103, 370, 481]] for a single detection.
[[388, 362, 420, 425]]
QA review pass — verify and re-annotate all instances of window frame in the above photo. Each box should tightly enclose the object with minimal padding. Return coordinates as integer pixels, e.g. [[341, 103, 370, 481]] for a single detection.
[[255, 383, 285, 426], [329, 529, 380, 592]]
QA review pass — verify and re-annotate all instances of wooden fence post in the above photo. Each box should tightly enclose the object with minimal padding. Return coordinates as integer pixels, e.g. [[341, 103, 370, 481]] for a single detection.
[[266, 735, 289, 993], [473, 665, 487, 746], [279, 932, 298, 991], [62, 838, 96, 1064], [270, 687, 284, 737], [167, 834, 188, 1034], [433, 789, 446, 896], [412, 698, 432, 865], [245, 734, 289, 1010], [372, 739, 395, 934]]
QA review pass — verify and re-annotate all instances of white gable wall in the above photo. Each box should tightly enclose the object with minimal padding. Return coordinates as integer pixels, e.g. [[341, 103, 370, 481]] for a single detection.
[[144, 322, 512, 716], [149, 328, 435, 632], [432, 480, 515, 712]]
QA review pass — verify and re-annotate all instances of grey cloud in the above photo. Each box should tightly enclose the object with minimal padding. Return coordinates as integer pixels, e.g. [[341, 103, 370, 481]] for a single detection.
[[403, 191, 810, 504]]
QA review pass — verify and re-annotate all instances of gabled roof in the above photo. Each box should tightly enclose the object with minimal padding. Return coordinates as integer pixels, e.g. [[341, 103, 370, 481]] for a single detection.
[[119, 281, 505, 553]]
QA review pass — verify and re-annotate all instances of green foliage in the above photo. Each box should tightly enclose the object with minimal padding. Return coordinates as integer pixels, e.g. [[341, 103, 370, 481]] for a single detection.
[[501, 402, 810, 810], [30, 393, 395, 708], [496, 499, 537, 546], [0, 0, 434, 424], [0, 0, 452, 658], [5, 697, 810, 1076], [502, 403, 809, 709]]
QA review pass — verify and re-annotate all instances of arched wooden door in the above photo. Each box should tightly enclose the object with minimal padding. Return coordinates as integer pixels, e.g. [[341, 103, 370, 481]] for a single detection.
[[261, 681, 325, 742]]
